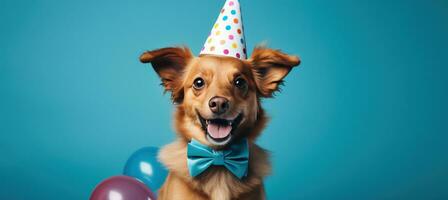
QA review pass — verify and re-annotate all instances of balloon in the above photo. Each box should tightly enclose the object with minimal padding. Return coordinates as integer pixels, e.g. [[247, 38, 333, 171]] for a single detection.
[[123, 147, 168, 193], [90, 175, 156, 200]]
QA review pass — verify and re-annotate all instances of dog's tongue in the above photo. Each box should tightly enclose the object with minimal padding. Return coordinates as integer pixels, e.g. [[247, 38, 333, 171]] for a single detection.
[[207, 123, 232, 139]]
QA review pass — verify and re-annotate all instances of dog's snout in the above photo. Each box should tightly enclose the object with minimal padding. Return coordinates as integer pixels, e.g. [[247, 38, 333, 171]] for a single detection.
[[209, 96, 229, 114]]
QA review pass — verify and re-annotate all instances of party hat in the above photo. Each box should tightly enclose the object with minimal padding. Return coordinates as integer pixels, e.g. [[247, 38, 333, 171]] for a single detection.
[[200, 0, 247, 59]]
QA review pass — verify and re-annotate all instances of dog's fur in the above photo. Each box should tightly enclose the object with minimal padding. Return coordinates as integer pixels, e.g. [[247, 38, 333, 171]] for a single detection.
[[140, 46, 300, 200]]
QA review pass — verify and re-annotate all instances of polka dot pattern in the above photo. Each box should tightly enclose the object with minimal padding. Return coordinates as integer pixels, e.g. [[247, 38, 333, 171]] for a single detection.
[[200, 0, 247, 60]]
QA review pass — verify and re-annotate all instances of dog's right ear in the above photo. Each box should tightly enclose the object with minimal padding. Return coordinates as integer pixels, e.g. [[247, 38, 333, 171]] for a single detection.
[[140, 47, 193, 103]]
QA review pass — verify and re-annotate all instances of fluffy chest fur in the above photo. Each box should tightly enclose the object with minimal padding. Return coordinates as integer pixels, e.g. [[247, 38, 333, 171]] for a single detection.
[[158, 139, 271, 199]]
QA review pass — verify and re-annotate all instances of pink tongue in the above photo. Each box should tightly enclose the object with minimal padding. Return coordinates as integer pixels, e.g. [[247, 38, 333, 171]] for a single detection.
[[207, 123, 232, 139]]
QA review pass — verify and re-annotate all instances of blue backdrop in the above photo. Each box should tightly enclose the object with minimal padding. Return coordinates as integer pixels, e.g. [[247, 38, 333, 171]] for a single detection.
[[1, 0, 447, 199]]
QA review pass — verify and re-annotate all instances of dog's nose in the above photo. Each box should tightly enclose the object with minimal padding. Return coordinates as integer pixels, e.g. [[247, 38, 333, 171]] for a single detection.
[[209, 96, 229, 114]]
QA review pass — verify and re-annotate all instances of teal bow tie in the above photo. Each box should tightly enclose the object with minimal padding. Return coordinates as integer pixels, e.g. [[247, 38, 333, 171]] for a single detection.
[[187, 138, 249, 179]]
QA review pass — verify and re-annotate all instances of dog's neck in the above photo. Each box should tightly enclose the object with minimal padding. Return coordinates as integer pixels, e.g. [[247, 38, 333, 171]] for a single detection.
[[158, 137, 271, 199]]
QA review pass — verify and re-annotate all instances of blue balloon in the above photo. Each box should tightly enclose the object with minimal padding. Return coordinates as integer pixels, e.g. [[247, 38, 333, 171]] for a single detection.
[[123, 147, 168, 194]]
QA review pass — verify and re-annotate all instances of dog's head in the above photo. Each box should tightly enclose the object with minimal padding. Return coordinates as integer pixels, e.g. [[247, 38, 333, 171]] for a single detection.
[[140, 46, 300, 148]]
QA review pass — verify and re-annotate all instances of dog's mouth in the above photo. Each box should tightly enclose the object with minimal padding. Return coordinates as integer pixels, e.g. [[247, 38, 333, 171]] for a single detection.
[[198, 112, 243, 146]]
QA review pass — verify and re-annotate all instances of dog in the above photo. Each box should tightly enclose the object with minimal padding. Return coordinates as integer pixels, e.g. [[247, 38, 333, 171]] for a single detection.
[[140, 46, 300, 200]]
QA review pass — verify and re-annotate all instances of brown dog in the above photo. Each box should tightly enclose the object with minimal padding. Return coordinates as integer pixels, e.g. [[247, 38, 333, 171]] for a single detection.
[[140, 46, 300, 200]]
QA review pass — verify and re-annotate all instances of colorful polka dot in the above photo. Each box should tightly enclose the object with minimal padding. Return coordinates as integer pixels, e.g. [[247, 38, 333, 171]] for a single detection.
[[199, 0, 246, 60]]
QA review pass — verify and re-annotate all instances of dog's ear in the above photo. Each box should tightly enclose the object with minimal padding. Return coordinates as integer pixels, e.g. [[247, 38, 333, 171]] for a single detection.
[[248, 46, 300, 97], [140, 47, 193, 103]]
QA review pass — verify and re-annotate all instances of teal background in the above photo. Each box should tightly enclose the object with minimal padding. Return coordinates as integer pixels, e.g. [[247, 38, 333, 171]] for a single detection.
[[1, 0, 447, 199]]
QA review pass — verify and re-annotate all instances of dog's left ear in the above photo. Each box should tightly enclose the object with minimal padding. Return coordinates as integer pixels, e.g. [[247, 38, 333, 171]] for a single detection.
[[140, 47, 193, 103], [248, 46, 301, 97]]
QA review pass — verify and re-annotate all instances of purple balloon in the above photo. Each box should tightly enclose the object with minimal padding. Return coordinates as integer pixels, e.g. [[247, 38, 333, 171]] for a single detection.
[[90, 176, 156, 200]]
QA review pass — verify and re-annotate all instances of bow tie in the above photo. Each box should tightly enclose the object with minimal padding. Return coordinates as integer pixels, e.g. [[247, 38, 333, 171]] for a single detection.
[[187, 138, 249, 179]]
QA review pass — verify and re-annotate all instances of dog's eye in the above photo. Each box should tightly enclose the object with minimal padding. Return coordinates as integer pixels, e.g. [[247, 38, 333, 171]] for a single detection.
[[234, 77, 247, 88], [193, 77, 205, 89]]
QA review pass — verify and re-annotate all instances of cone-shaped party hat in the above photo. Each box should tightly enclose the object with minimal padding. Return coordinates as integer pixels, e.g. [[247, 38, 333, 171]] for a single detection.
[[200, 0, 247, 59]]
